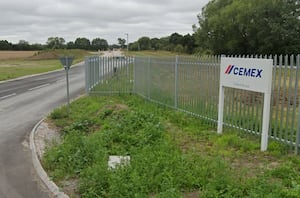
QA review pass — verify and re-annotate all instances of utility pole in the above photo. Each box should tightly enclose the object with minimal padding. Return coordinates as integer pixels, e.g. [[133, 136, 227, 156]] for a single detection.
[[125, 33, 129, 51]]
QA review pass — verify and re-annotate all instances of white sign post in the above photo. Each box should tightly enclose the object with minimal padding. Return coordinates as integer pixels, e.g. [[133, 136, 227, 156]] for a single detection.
[[218, 57, 273, 151]]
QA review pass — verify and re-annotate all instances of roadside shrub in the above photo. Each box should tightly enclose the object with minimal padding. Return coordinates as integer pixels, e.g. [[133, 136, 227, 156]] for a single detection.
[[50, 108, 67, 119]]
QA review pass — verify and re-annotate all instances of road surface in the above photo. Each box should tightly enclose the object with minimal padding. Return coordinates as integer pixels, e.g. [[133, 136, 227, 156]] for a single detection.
[[0, 63, 85, 198]]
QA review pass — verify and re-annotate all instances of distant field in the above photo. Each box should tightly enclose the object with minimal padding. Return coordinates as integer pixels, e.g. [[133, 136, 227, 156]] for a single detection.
[[0, 51, 38, 60], [0, 50, 90, 81]]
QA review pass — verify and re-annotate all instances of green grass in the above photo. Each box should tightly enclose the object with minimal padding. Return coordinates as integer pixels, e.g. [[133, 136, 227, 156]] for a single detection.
[[91, 63, 134, 94], [0, 49, 90, 81], [43, 95, 300, 198]]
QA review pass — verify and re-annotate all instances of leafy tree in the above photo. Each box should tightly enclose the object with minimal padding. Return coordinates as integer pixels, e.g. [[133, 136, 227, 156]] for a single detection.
[[129, 41, 140, 51], [16, 40, 30, 50], [195, 0, 300, 54], [138, 37, 151, 50], [0, 40, 13, 50], [47, 37, 65, 49], [118, 38, 126, 49], [158, 36, 171, 51], [169, 33, 184, 46], [183, 34, 196, 54], [66, 41, 75, 49], [31, 43, 44, 50], [174, 44, 185, 53], [150, 38, 160, 50], [74, 37, 91, 50], [92, 38, 108, 51]]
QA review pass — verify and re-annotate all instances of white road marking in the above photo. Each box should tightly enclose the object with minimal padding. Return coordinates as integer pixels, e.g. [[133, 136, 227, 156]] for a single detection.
[[0, 93, 17, 100], [28, 83, 50, 91]]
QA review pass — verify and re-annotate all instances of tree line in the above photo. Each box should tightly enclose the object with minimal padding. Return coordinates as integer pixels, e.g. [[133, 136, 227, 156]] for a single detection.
[[0, 40, 44, 51], [129, 0, 300, 55], [0, 37, 110, 51], [128, 33, 196, 54], [0, 0, 299, 54]]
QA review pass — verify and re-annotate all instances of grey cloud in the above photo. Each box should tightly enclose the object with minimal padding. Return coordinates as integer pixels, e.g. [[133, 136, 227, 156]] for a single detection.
[[0, 0, 209, 44]]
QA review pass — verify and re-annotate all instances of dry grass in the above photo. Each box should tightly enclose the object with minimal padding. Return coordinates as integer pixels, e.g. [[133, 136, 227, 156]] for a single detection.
[[0, 51, 38, 60]]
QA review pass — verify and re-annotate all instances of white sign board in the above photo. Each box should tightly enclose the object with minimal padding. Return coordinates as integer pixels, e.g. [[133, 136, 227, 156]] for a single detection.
[[218, 57, 273, 151], [220, 57, 273, 93]]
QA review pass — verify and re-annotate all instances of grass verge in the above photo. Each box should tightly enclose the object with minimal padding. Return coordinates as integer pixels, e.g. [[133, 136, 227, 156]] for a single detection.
[[44, 95, 300, 198]]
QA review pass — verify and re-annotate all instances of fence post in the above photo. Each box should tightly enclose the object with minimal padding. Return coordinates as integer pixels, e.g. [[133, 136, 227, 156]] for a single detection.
[[147, 56, 151, 99], [84, 57, 89, 95], [295, 55, 300, 154], [174, 55, 179, 109], [296, 106, 300, 154], [133, 57, 136, 93]]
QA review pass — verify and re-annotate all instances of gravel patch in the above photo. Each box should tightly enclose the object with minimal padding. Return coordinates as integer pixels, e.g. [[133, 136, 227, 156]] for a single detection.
[[34, 120, 61, 160]]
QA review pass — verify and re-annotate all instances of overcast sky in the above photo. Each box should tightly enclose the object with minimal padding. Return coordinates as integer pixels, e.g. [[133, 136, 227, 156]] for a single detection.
[[0, 0, 210, 45]]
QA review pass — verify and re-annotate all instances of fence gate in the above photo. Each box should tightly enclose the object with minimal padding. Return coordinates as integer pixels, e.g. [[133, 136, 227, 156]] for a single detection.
[[85, 56, 134, 95]]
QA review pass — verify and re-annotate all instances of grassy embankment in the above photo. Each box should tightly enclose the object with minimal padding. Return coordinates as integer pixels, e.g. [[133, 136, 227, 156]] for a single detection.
[[43, 95, 300, 198], [0, 49, 90, 81]]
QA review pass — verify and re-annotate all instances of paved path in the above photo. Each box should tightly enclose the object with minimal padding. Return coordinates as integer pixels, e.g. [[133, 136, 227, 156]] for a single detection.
[[101, 49, 123, 57], [0, 63, 85, 198]]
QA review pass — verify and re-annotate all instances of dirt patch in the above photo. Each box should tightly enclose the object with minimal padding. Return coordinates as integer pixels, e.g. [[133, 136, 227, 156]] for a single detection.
[[34, 119, 61, 159], [59, 179, 80, 198], [230, 155, 279, 176], [27, 51, 60, 60], [0, 51, 38, 60], [96, 103, 129, 116], [114, 104, 129, 110], [184, 191, 200, 198]]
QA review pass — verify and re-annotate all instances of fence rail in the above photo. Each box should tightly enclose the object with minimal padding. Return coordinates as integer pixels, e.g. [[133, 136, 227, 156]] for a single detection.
[[85, 55, 300, 153]]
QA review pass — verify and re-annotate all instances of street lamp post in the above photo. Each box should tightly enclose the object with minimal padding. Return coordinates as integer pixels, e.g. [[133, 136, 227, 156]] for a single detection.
[[125, 33, 129, 51]]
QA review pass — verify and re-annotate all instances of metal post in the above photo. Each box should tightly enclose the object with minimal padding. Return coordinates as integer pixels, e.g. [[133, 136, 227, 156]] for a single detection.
[[59, 56, 73, 116], [64, 57, 70, 116], [218, 86, 225, 134], [296, 105, 300, 154], [174, 55, 179, 109], [261, 93, 271, 151], [84, 57, 89, 95], [125, 33, 129, 52], [295, 55, 300, 154], [147, 56, 150, 99], [65, 66, 70, 115], [133, 56, 136, 93]]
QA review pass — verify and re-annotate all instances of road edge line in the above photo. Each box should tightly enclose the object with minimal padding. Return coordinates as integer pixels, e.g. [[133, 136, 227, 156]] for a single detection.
[[29, 119, 69, 198]]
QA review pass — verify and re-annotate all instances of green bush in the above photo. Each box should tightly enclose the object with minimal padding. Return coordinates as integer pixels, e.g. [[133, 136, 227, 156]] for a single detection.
[[50, 108, 67, 119]]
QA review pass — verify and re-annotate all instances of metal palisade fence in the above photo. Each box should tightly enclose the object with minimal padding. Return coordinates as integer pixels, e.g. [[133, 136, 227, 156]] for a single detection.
[[85, 56, 134, 95], [85, 55, 300, 153]]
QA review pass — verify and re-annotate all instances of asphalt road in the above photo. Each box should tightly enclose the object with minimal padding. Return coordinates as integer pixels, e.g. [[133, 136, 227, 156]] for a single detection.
[[0, 63, 85, 198]]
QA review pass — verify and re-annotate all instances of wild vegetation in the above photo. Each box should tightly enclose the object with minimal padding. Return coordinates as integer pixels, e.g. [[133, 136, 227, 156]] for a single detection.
[[44, 95, 300, 198]]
